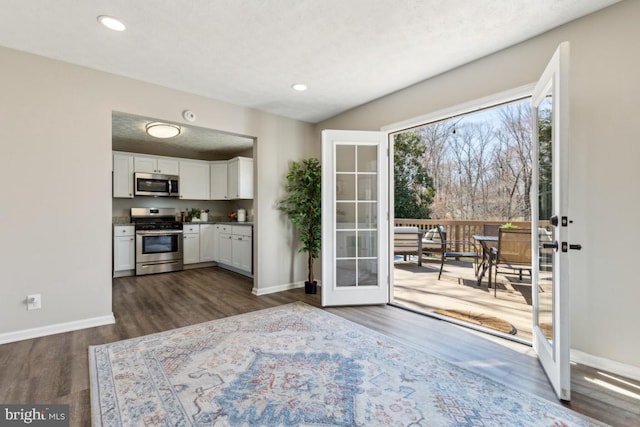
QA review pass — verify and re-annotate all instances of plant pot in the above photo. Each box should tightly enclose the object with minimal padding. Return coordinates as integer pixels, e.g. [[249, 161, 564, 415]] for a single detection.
[[305, 281, 318, 294]]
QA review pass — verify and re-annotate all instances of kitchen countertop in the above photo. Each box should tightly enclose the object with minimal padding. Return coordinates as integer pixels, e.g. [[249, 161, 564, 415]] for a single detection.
[[184, 221, 253, 225], [113, 221, 253, 226]]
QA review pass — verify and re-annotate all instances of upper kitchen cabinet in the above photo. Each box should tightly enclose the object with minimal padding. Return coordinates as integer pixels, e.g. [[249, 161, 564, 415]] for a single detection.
[[228, 157, 253, 199], [134, 155, 179, 175], [179, 159, 210, 200], [113, 152, 134, 198], [210, 161, 228, 200]]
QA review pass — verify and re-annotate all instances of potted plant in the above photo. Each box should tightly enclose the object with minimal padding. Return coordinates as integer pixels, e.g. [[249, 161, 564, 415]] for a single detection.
[[500, 222, 519, 229], [278, 158, 322, 294], [186, 208, 201, 222]]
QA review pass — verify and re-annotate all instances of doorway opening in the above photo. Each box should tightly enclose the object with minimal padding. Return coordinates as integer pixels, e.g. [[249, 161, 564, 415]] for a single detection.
[[390, 95, 537, 343]]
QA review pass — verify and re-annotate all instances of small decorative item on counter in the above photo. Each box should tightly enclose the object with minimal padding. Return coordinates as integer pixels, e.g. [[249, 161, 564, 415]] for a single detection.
[[186, 208, 201, 222], [227, 211, 237, 221], [200, 209, 209, 222]]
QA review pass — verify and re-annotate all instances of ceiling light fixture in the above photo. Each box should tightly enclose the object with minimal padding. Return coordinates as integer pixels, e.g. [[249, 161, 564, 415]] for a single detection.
[[292, 83, 307, 91], [145, 122, 181, 139], [97, 15, 126, 32]]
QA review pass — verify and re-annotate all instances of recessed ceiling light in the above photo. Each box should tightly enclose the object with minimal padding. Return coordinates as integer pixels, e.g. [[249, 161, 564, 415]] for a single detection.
[[292, 83, 308, 91], [145, 122, 181, 139], [97, 15, 126, 32]]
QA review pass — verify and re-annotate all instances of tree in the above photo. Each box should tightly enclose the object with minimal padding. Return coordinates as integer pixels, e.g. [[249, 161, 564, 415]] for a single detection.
[[500, 104, 533, 219], [393, 131, 435, 219], [537, 103, 553, 221]]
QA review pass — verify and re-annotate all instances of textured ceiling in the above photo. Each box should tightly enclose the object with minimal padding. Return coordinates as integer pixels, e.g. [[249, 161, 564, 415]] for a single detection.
[[112, 112, 254, 160], [0, 0, 620, 155]]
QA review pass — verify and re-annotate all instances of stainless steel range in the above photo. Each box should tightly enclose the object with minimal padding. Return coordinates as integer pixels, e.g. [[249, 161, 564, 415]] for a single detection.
[[131, 208, 183, 275]]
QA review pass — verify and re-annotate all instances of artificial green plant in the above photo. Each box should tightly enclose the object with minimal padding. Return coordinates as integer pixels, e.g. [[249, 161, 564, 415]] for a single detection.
[[278, 158, 322, 284]]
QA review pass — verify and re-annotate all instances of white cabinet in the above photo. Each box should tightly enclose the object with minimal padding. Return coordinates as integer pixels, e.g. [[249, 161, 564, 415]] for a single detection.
[[214, 224, 233, 262], [215, 224, 252, 274], [231, 225, 252, 272], [227, 157, 253, 199], [183, 224, 200, 264], [210, 161, 229, 200], [212, 224, 224, 261], [113, 151, 254, 201], [218, 230, 233, 266], [179, 160, 210, 200], [113, 226, 135, 273], [113, 153, 134, 198], [134, 155, 179, 175], [199, 224, 216, 262]]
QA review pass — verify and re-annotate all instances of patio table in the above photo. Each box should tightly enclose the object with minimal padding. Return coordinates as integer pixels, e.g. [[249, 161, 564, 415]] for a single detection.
[[473, 235, 498, 287]]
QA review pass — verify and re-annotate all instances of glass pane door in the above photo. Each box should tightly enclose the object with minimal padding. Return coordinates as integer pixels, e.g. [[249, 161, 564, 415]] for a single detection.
[[531, 42, 571, 401], [322, 130, 389, 306]]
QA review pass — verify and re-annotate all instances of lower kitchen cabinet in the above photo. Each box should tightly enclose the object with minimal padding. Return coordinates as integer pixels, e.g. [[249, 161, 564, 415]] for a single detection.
[[199, 224, 216, 262], [216, 224, 252, 275], [182, 223, 252, 276], [183, 224, 200, 264], [231, 226, 252, 272], [218, 231, 233, 265], [113, 225, 135, 274]]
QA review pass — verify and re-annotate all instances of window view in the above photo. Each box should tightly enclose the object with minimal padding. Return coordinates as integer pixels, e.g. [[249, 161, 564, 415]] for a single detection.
[[392, 97, 542, 342]]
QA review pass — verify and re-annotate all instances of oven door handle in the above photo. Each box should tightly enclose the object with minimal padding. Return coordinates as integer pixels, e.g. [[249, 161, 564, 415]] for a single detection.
[[136, 230, 184, 235]]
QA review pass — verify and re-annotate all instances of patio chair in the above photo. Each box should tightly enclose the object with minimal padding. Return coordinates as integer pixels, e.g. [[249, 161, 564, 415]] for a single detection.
[[393, 226, 423, 266], [421, 227, 443, 257], [489, 228, 532, 296], [436, 225, 479, 280]]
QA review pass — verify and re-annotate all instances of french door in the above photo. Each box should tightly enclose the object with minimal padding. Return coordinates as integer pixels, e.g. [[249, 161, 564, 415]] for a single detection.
[[531, 42, 572, 401], [321, 130, 390, 306]]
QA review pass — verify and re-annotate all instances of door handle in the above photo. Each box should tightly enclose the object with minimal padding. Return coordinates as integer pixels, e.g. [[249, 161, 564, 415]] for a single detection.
[[560, 242, 583, 252], [542, 241, 558, 250], [550, 215, 558, 227]]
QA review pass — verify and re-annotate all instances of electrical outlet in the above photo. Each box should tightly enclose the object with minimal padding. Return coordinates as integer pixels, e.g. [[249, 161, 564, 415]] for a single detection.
[[27, 294, 42, 310]]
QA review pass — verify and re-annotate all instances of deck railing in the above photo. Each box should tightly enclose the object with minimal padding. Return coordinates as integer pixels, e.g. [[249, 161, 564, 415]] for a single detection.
[[394, 219, 537, 253]]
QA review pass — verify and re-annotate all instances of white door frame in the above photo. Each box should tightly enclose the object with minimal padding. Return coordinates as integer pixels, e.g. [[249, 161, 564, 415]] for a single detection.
[[531, 41, 572, 401], [321, 130, 390, 306]]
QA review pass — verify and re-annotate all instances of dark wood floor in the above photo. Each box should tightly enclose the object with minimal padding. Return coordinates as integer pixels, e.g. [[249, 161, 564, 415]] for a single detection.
[[0, 267, 638, 426]]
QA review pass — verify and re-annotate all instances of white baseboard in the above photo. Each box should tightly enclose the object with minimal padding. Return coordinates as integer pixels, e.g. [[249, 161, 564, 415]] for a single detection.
[[252, 280, 322, 296], [571, 349, 640, 382], [0, 314, 116, 345]]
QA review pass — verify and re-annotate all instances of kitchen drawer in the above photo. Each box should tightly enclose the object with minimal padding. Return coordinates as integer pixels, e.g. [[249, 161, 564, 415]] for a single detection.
[[183, 224, 200, 234], [216, 224, 232, 233], [232, 225, 252, 237], [114, 225, 134, 236]]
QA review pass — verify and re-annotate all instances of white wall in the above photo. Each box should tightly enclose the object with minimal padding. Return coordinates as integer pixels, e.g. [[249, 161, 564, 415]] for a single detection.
[[319, 1, 640, 373], [0, 45, 316, 340]]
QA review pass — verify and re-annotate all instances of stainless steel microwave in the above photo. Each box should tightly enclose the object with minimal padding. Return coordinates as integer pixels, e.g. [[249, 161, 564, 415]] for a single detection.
[[134, 173, 179, 197]]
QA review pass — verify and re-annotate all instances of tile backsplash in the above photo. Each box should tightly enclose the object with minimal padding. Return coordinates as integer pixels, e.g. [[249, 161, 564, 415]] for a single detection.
[[112, 197, 253, 223]]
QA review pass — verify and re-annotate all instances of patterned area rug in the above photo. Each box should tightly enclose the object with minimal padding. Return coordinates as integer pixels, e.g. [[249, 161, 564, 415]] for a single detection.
[[89, 302, 603, 426]]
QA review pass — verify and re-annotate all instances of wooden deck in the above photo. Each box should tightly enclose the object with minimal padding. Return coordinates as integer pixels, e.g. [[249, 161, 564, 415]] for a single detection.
[[392, 256, 545, 342]]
